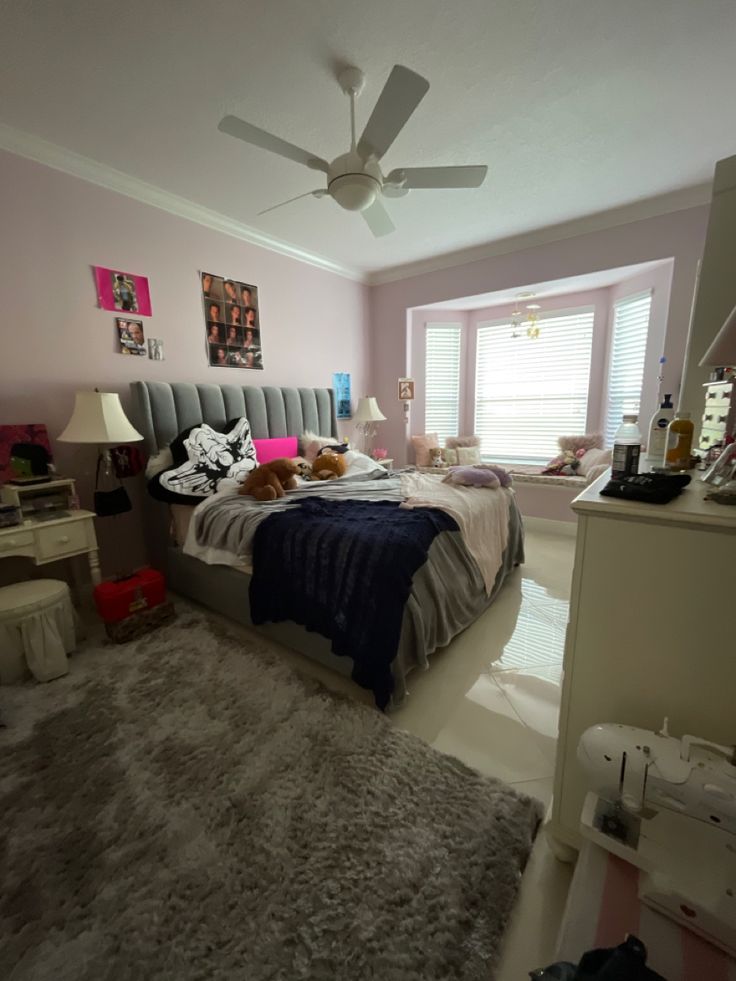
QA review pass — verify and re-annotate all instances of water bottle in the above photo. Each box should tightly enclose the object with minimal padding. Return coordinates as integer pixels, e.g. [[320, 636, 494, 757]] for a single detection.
[[612, 414, 642, 478]]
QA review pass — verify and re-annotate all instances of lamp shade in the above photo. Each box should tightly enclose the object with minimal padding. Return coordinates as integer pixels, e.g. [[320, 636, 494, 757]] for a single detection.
[[352, 397, 386, 424], [700, 303, 736, 367], [58, 391, 143, 444]]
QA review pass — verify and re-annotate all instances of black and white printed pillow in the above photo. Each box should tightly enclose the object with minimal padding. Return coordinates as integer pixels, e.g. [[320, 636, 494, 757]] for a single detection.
[[148, 416, 257, 504]]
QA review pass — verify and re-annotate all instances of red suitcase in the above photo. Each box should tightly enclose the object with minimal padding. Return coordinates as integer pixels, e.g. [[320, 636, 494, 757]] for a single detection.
[[94, 567, 166, 623]]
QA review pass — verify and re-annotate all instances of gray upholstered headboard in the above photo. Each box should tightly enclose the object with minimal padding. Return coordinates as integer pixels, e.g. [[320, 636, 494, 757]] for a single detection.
[[131, 382, 338, 454]]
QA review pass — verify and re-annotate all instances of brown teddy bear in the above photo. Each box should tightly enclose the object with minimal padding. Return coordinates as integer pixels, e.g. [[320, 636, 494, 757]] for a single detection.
[[312, 449, 347, 481], [238, 457, 299, 501]]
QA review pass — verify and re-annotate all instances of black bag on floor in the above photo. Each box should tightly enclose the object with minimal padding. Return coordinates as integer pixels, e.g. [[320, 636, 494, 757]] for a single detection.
[[530, 935, 667, 980]]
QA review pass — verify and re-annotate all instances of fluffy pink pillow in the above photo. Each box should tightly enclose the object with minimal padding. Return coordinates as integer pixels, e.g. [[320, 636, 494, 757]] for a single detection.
[[412, 433, 439, 466], [445, 435, 481, 449], [253, 436, 298, 464]]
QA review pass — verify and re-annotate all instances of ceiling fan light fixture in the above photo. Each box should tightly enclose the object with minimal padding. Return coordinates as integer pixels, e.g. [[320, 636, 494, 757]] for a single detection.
[[329, 173, 380, 212]]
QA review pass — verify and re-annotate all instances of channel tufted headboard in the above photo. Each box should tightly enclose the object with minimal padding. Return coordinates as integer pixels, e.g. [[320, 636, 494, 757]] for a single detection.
[[131, 382, 338, 454]]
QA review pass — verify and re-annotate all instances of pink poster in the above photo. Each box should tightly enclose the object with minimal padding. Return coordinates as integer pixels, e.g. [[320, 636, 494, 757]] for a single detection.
[[93, 265, 152, 316]]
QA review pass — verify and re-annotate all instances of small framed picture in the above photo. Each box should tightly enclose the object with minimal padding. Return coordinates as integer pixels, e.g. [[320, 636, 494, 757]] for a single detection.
[[398, 377, 415, 401], [148, 338, 164, 361], [116, 318, 146, 355]]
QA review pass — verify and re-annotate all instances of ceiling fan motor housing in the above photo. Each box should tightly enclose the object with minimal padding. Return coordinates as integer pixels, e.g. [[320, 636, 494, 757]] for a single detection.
[[328, 152, 382, 212]]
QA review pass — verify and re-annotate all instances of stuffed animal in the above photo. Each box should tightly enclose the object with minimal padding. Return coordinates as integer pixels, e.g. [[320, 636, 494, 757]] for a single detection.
[[429, 447, 445, 468], [476, 463, 513, 487], [542, 449, 581, 476], [238, 457, 299, 501], [443, 466, 500, 488], [311, 449, 347, 481], [293, 457, 314, 481]]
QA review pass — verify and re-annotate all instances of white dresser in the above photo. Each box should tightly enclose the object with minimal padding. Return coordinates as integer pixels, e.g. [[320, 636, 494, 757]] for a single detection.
[[699, 379, 735, 456], [549, 470, 736, 853]]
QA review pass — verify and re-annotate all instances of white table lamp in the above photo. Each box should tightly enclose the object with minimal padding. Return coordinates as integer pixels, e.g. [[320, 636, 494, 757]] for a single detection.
[[353, 397, 386, 455], [58, 390, 143, 493]]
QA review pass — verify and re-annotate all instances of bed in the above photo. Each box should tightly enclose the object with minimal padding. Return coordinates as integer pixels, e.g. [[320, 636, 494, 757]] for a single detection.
[[131, 381, 524, 705]]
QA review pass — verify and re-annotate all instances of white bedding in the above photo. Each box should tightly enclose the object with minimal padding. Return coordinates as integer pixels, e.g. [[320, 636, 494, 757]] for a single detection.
[[184, 466, 512, 596], [399, 473, 512, 594], [182, 450, 386, 572]]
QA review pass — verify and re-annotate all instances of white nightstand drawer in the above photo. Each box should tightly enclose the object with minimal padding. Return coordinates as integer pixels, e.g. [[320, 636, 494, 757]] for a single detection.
[[37, 520, 89, 560], [0, 530, 34, 553]]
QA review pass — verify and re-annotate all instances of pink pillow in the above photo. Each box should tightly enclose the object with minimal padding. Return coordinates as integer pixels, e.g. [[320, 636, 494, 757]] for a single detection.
[[411, 433, 439, 467], [253, 436, 298, 464]]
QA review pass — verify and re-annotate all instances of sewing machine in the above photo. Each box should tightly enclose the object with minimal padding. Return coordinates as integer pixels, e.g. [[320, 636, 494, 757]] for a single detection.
[[577, 721, 736, 957]]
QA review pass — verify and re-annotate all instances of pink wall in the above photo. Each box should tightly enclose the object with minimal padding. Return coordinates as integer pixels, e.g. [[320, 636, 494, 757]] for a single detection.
[[0, 149, 369, 574], [372, 206, 709, 464]]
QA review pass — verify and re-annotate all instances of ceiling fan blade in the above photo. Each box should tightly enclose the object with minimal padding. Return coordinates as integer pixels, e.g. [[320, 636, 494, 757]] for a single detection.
[[361, 198, 395, 238], [257, 189, 326, 216], [386, 165, 488, 189], [218, 115, 329, 173], [357, 65, 429, 161]]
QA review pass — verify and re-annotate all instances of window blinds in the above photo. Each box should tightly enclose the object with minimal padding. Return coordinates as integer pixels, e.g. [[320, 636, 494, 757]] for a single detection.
[[425, 323, 461, 442], [474, 309, 594, 464], [604, 291, 653, 446]]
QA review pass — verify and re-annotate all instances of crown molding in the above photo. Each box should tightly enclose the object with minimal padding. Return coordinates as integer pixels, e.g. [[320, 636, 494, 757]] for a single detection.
[[0, 123, 365, 283], [0, 123, 714, 290], [366, 182, 713, 286]]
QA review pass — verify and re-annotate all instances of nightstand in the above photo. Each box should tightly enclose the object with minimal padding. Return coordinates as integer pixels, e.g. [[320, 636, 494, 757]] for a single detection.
[[0, 479, 101, 586]]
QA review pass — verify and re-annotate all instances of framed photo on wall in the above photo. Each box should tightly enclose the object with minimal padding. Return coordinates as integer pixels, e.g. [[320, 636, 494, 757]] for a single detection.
[[201, 271, 262, 369], [398, 377, 415, 401], [116, 318, 146, 355]]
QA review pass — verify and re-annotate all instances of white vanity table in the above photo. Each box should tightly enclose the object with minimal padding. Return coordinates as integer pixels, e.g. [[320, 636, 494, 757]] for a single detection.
[[0, 479, 101, 586], [549, 469, 736, 854]]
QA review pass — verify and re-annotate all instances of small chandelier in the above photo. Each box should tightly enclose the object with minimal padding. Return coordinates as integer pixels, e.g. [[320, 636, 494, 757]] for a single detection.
[[525, 302, 541, 339], [511, 292, 542, 339]]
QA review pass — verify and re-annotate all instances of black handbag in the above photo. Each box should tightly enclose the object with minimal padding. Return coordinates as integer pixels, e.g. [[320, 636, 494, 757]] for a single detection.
[[94, 454, 132, 518], [530, 935, 667, 980]]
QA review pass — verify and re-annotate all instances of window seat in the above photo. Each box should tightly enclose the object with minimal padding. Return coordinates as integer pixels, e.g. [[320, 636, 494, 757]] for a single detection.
[[416, 464, 593, 488], [507, 467, 587, 488]]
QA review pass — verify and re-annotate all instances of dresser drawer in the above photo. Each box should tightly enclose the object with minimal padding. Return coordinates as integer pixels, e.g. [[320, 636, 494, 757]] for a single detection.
[[702, 409, 729, 429], [37, 520, 90, 560], [704, 382, 733, 408], [0, 529, 34, 554], [699, 426, 728, 450]]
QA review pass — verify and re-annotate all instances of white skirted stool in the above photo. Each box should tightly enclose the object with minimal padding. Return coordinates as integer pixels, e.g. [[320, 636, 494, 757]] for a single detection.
[[0, 580, 77, 683]]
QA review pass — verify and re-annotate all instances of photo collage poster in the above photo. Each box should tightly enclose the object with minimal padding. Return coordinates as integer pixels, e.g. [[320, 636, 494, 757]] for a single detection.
[[201, 272, 263, 370]]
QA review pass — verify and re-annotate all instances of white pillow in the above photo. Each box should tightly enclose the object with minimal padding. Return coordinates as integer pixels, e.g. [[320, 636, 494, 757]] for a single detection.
[[344, 449, 384, 477], [577, 447, 612, 476], [159, 418, 257, 499], [457, 446, 481, 465]]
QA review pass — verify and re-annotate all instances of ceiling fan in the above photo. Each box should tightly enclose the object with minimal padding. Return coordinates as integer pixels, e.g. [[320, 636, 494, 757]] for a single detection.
[[217, 65, 488, 238]]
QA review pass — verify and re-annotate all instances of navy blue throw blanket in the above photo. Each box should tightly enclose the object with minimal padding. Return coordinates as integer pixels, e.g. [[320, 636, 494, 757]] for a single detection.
[[249, 497, 458, 709]]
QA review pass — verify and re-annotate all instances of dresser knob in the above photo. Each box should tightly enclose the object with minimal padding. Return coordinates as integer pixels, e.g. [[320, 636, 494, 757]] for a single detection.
[[57, 536, 70, 544]]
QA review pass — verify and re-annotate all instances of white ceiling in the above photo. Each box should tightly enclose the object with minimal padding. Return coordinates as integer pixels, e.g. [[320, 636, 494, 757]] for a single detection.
[[416, 260, 671, 310], [0, 0, 734, 278]]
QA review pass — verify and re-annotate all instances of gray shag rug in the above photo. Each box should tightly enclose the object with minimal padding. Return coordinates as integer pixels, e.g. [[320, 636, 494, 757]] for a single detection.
[[0, 607, 542, 980]]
